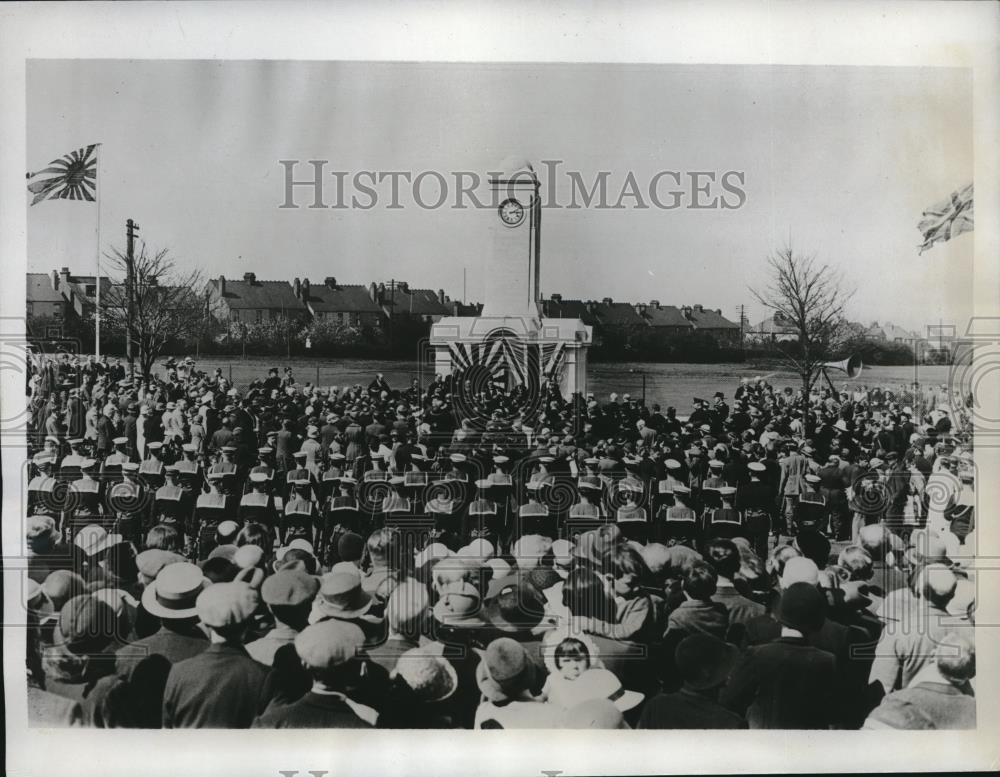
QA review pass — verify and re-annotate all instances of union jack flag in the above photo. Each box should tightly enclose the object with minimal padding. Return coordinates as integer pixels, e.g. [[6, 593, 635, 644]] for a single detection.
[[918, 183, 973, 254], [26, 144, 99, 205]]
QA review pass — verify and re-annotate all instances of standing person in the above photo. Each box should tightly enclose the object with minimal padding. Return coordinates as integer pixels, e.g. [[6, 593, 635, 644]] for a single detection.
[[817, 454, 849, 541], [245, 570, 319, 667], [638, 634, 747, 729], [720, 582, 837, 729], [253, 620, 378, 728], [868, 564, 960, 699], [778, 443, 808, 536], [162, 582, 269, 728], [864, 631, 975, 730]]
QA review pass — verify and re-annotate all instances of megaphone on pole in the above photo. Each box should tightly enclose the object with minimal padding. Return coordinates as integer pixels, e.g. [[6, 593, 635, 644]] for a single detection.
[[822, 354, 863, 379]]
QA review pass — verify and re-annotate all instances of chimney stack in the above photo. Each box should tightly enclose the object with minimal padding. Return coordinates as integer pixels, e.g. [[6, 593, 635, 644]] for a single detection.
[[635, 303, 647, 316], [324, 276, 337, 289], [51, 270, 59, 290], [301, 278, 310, 300], [218, 275, 226, 296], [437, 289, 446, 305], [369, 282, 377, 301], [59, 267, 71, 287], [243, 272, 256, 284], [693, 304, 703, 313], [649, 299, 660, 309], [292, 278, 301, 298], [601, 297, 613, 306]]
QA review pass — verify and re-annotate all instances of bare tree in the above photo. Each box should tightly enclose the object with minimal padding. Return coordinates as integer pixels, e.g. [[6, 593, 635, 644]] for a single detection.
[[750, 247, 855, 436], [101, 244, 206, 378]]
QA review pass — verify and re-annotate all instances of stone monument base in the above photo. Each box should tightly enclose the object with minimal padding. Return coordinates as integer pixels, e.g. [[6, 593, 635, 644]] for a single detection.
[[430, 314, 591, 398]]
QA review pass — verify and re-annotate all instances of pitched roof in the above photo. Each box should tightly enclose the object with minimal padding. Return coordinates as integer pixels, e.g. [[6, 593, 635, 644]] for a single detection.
[[26, 273, 64, 303], [541, 298, 600, 325], [754, 312, 798, 334], [304, 283, 382, 314], [211, 278, 306, 311], [384, 288, 451, 316], [60, 275, 114, 308], [644, 304, 692, 328], [597, 302, 648, 327], [881, 322, 919, 342], [688, 308, 740, 330]]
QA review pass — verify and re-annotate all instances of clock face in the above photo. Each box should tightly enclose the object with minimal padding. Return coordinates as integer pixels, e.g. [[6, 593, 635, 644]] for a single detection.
[[499, 198, 525, 226]]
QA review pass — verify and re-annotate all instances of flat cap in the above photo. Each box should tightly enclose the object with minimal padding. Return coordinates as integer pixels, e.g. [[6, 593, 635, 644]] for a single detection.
[[261, 569, 320, 606]]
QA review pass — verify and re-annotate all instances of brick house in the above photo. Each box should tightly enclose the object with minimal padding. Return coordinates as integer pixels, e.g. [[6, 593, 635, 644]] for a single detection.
[[206, 272, 308, 324]]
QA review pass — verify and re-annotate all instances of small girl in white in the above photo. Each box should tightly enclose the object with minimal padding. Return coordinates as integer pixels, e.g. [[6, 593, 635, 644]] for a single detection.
[[540, 632, 600, 708]]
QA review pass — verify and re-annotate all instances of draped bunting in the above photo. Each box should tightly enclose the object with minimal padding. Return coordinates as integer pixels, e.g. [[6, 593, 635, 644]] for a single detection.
[[448, 337, 566, 387]]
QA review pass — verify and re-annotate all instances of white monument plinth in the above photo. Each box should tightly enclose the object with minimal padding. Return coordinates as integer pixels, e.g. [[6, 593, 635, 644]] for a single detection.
[[430, 160, 591, 398]]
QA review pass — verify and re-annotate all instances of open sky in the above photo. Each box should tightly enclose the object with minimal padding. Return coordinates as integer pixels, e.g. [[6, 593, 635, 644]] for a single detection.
[[27, 60, 973, 332]]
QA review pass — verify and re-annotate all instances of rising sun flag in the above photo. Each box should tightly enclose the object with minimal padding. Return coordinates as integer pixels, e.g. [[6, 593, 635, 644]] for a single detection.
[[26, 143, 99, 205], [917, 182, 973, 254]]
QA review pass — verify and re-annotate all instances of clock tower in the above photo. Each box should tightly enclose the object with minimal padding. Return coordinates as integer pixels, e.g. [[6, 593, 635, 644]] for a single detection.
[[482, 159, 543, 320], [429, 156, 591, 401]]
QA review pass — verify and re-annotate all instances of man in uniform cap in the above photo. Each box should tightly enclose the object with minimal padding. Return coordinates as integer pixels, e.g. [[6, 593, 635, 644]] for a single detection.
[[793, 473, 828, 535], [210, 446, 240, 496], [162, 581, 268, 728], [102, 436, 131, 484], [320, 451, 346, 502], [250, 447, 277, 491], [66, 459, 103, 539], [195, 471, 236, 559], [283, 474, 317, 547], [153, 465, 191, 527], [27, 454, 58, 516], [240, 472, 279, 536], [381, 476, 411, 517], [139, 440, 167, 489], [103, 461, 149, 544]]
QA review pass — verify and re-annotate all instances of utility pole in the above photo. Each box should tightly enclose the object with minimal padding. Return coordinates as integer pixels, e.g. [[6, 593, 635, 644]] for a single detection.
[[381, 279, 405, 354], [739, 304, 746, 359], [126, 218, 140, 379]]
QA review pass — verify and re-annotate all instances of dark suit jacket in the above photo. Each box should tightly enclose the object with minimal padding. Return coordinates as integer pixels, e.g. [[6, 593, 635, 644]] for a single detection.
[[666, 599, 729, 640], [116, 625, 209, 678], [742, 612, 872, 727], [162, 644, 269, 728], [712, 585, 766, 644], [720, 637, 836, 729], [638, 688, 748, 729], [252, 691, 374, 729]]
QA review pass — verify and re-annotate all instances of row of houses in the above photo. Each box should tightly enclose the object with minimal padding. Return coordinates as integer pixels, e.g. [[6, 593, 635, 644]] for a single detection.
[[26, 267, 743, 349], [542, 295, 741, 345], [749, 311, 927, 345]]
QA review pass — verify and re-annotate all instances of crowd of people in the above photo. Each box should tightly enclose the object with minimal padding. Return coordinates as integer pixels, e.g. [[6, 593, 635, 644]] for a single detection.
[[21, 352, 977, 729]]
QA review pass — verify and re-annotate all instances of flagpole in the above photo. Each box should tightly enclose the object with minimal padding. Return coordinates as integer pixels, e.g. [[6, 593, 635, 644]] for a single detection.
[[95, 143, 102, 359]]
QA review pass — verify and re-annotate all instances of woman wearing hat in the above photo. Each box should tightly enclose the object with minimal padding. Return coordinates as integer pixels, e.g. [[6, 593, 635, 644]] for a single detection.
[[42, 595, 123, 703]]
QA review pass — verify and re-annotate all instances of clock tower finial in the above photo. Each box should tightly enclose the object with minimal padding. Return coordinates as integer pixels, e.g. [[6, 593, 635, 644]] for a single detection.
[[482, 160, 542, 320]]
